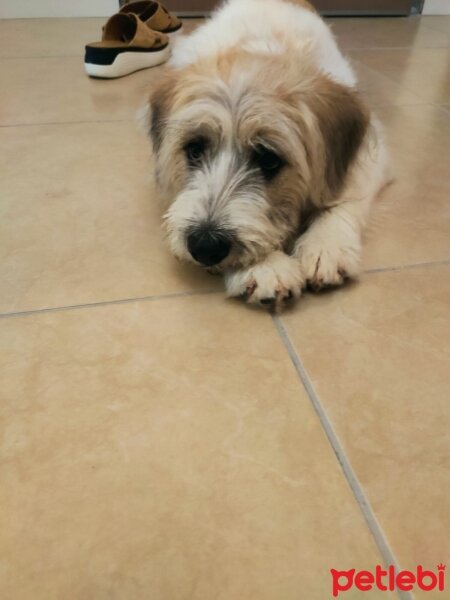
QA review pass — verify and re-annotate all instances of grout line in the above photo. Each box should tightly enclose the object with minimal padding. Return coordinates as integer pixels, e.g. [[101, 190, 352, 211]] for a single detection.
[[272, 315, 414, 600], [348, 54, 449, 114], [364, 101, 428, 107], [0, 258, 448, 321], [0, 289, 221, 320], [417, 22, 450, 38], [350, 58, 431, 103], [0, 119, 132, 128], [347, 44, 448, 50], [436, 104, 450, 115], [365, 258, 450, 274]]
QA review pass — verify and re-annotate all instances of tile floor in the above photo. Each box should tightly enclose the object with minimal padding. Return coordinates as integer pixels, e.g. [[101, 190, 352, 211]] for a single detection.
[[1, 14, 449, 600]]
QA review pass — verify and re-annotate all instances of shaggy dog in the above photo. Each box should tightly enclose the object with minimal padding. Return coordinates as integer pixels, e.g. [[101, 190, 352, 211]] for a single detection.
[[147, 0, 390, 310]]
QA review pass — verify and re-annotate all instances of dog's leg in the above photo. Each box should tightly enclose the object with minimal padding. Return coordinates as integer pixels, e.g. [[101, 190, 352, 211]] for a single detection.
[[294, 130, 390, 291], [294, 198, 367, 291], [225, 251, 304, 311]]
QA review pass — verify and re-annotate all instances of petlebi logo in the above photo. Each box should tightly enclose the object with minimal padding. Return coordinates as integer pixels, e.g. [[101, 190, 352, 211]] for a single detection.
[[330, 564, 446, 597]]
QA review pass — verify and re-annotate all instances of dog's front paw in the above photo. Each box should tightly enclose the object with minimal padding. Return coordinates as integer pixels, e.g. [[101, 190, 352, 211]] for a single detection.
[[225, 251, 303, 311], [296, 234, 361, 292]]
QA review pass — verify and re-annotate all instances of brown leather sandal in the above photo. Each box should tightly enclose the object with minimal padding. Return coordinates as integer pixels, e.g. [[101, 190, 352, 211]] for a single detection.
[[84, 12, 169, 79], [120, 1, 183, 35]]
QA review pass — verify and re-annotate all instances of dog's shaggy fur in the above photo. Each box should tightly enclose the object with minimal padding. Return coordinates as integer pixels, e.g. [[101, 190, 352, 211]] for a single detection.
[[147, 0, 390, 309]]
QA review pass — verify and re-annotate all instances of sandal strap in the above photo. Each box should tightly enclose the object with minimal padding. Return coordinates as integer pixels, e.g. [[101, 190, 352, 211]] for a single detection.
[[133, 15, 167, 47], [102, 12, 167, 48], [120, 1, 157, 20], [120, 1, 180, 32], [147, 3, 181, 32]]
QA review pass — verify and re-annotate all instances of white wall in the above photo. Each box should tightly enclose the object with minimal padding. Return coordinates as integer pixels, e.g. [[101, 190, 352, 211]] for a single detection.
[[423, 0, 450, 14], [0, 0, 117, 18], [1, 0, 449, 18]]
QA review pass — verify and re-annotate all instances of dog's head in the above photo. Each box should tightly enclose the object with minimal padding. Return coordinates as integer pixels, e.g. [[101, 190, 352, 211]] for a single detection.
[[148, 49, 368, 270]]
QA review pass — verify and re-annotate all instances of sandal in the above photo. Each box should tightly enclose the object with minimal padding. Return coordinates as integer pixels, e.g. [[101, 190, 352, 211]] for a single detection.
[[120, 1, 183, 35], [84, 12, 170, 79]]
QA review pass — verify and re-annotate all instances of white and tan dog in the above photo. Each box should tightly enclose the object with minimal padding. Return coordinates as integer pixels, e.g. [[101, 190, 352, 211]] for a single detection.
[[147, 0, 390, 309]]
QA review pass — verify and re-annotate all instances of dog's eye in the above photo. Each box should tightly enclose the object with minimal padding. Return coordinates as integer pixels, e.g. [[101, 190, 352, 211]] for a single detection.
[[252, 146, 284, 179], [183, 137, 207, 166]]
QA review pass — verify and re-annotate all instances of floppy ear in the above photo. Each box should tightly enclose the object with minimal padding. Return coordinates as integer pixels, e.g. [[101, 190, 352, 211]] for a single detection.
[[312, 77, 369, 202], [148, 71, 177, 151]]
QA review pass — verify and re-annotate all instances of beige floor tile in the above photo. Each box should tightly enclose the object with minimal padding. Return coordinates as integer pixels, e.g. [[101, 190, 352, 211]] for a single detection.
[[329, 16, 450, 50], [351, 47, 450, 104], [0, 56, 168, 126], [0, 18, 104, 58], [0, 296, 393, 600], [0, 18, 206, 59], [420, 15, 450, 36], [0, 122, 218, 314], [353, 59, 426, 108], [283, 266, 450, 581], [179, 17, 207, 35], [363, 104, 450, 270], [0, 18, 207, 127]]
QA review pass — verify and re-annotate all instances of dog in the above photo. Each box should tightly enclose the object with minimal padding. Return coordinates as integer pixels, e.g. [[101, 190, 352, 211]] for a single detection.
[[146, 0, 390, 310]]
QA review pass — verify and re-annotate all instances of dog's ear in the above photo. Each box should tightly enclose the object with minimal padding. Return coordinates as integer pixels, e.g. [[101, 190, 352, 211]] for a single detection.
[[148, 71, 177, 151], [312, 78, 369, 201]]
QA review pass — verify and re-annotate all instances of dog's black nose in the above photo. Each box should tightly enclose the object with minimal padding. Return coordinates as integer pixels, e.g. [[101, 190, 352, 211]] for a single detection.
[[187, 228, 232, 266]]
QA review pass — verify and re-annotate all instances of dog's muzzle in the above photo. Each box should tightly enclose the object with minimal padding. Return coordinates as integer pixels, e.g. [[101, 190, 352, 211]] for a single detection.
[[187, 225, 232, 267]]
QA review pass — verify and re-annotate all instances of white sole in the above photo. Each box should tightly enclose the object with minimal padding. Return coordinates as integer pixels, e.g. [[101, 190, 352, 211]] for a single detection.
[[85, 45, 171, 79]]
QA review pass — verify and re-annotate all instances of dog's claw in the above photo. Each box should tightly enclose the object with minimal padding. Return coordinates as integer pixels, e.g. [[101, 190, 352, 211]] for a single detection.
[[259, 289, 296, 311], [225, 252, 304, 311], [308, 279, 324, 292], [244, 281, 257, 298]]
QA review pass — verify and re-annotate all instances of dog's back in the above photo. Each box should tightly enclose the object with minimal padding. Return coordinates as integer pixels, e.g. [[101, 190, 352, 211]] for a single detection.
[[171, 0, 356, 88]]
